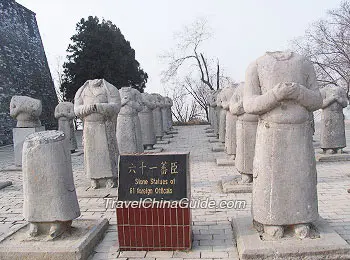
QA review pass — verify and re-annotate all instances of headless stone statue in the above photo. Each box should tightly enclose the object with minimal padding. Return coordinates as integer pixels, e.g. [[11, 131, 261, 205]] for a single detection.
[[164, 97, 173, 132], [244, 51, 322, 239], [209, 90, 221, 138], [74, 79, 121, 189], [230, 82, 258, 183], [55, 102, 78, 152], [10, 96, 42, 127], [139, 93, 157, 150], [222, 86, 237, 157], [151, 93, 164, 141], [22, 131, 80, 240], [117, 87, 144, 153], [218, 87, 233, 143], [320, 86, 348, 154]]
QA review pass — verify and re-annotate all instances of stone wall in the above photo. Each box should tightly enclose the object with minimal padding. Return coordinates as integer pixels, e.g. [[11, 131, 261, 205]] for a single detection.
[[0, 0, 58, 145]]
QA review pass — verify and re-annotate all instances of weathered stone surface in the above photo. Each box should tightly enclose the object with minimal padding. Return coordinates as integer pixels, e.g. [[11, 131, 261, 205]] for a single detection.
[[320, 86, 348, 154], [165, 97, 174, 130], [13, 126, 45, 166], [117, 87, 144, 154], [10, 96, 42, 128], [0, 0, 58, 145], [75, 79, 120, 188], [22, 130, 80, 238], [0, 219, 109, 260], [151, 93, 164, 141], [230, 82, 258, 181], [162, 96, 172, 134], [55, 102, 77, 152], [233, 217, 350, 260], [244, 51, 322, 239], [139, 93, 157, 150]]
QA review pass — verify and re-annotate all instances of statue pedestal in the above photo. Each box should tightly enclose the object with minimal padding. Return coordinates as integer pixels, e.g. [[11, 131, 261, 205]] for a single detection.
[[13, 126, 45, 166], [0, 219, 108, 260], [221, 175, 252, 193], [216, 156, 235, 166], [315, 150, 350, 162], [211, 143, 225, 152], [232, 217, 350, 260]]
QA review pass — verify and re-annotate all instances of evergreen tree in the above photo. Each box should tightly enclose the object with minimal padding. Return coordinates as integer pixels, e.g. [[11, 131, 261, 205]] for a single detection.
[[61, 16, 148, 101]]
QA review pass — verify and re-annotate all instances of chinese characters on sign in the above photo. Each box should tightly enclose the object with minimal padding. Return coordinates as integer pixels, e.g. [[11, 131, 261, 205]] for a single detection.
[[118, 153, 189, 201]]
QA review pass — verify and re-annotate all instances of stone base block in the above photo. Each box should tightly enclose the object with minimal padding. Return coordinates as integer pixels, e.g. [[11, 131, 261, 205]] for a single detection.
[[168, 131, 178, 135], [13, 126, 45, 166], [315, 150, 350, 162], [157, 140, 170, 144], [0, 165, 22, 172], [208, 138, 219, 143], [144, 148, 163, 153], [163, 134, 174, 139], [76, 186, 118, 198], [212, 144, 225, 152], [205, 129, 214, 133], [207, 134, 217, 138], [216, 158, 235, 166], [232, 217, 350, 260], [71, 150, 84, 157], [0, 181, 12, 190], [0, 218, 109, 260], [221, 176, 252, 193]]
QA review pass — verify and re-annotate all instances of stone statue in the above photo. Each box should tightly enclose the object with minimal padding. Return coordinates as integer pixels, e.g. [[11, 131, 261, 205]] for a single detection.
[[132, 88, 144, 152], [54, 102, 78, 152], [139, 93, 157, 150], [230, 82, 258, 183], [209, 90, 220, 137], [161, 96, 170, 134], [22, 130, 80, 239], [164, 97, 173, 132], [218, 87, 233, 143], [243, 51, 322, 239], [320, 86, 348, 154], [117, 87, 144, 153], [222, 86, 237, 157], [74, 79, 121, 189], [151, 93, 164, 141], [10, 96, 42, 127]]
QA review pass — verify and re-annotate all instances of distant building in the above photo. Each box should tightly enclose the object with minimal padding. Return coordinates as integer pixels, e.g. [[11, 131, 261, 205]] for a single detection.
[[0, 0, 58, 145]]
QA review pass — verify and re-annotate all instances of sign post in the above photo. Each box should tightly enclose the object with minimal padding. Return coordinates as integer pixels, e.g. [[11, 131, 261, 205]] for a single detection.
[[116, 152, 191, 251]]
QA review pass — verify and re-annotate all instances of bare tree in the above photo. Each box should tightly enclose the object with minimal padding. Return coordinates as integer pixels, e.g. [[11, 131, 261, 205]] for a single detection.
[[161, 18, 235, 122], [292, 1, 350, 98], [52, 56, 64, 102]]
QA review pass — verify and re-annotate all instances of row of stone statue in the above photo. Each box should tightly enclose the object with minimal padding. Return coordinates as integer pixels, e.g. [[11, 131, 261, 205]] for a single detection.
[[8, 80, 176, 239], [206, 51, 348, 240], [10, 79, 175, 190]]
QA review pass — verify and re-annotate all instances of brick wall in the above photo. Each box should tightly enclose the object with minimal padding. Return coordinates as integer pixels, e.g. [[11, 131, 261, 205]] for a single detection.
[[0, 0, 58, 145]]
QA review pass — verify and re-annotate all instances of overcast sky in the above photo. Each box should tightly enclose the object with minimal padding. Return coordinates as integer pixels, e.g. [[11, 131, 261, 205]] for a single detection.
[[16, 0, 343, 94]]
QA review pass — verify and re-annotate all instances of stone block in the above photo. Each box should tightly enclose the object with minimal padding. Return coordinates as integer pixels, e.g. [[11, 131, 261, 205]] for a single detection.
[[209, 138, 219, 143], [205, 129, 214, 133], [156, 140, 170, 144], [221, 176, 252, 193], [13, 126, 45, 166], [315, 150, 350, 162], [0, 218, 109, 260], [216, 158, 235, 166], [212, 144, 224, 152], [143, 148, 163, 153], [162, 134, 173, 139], [232, 217, 350, 260]]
